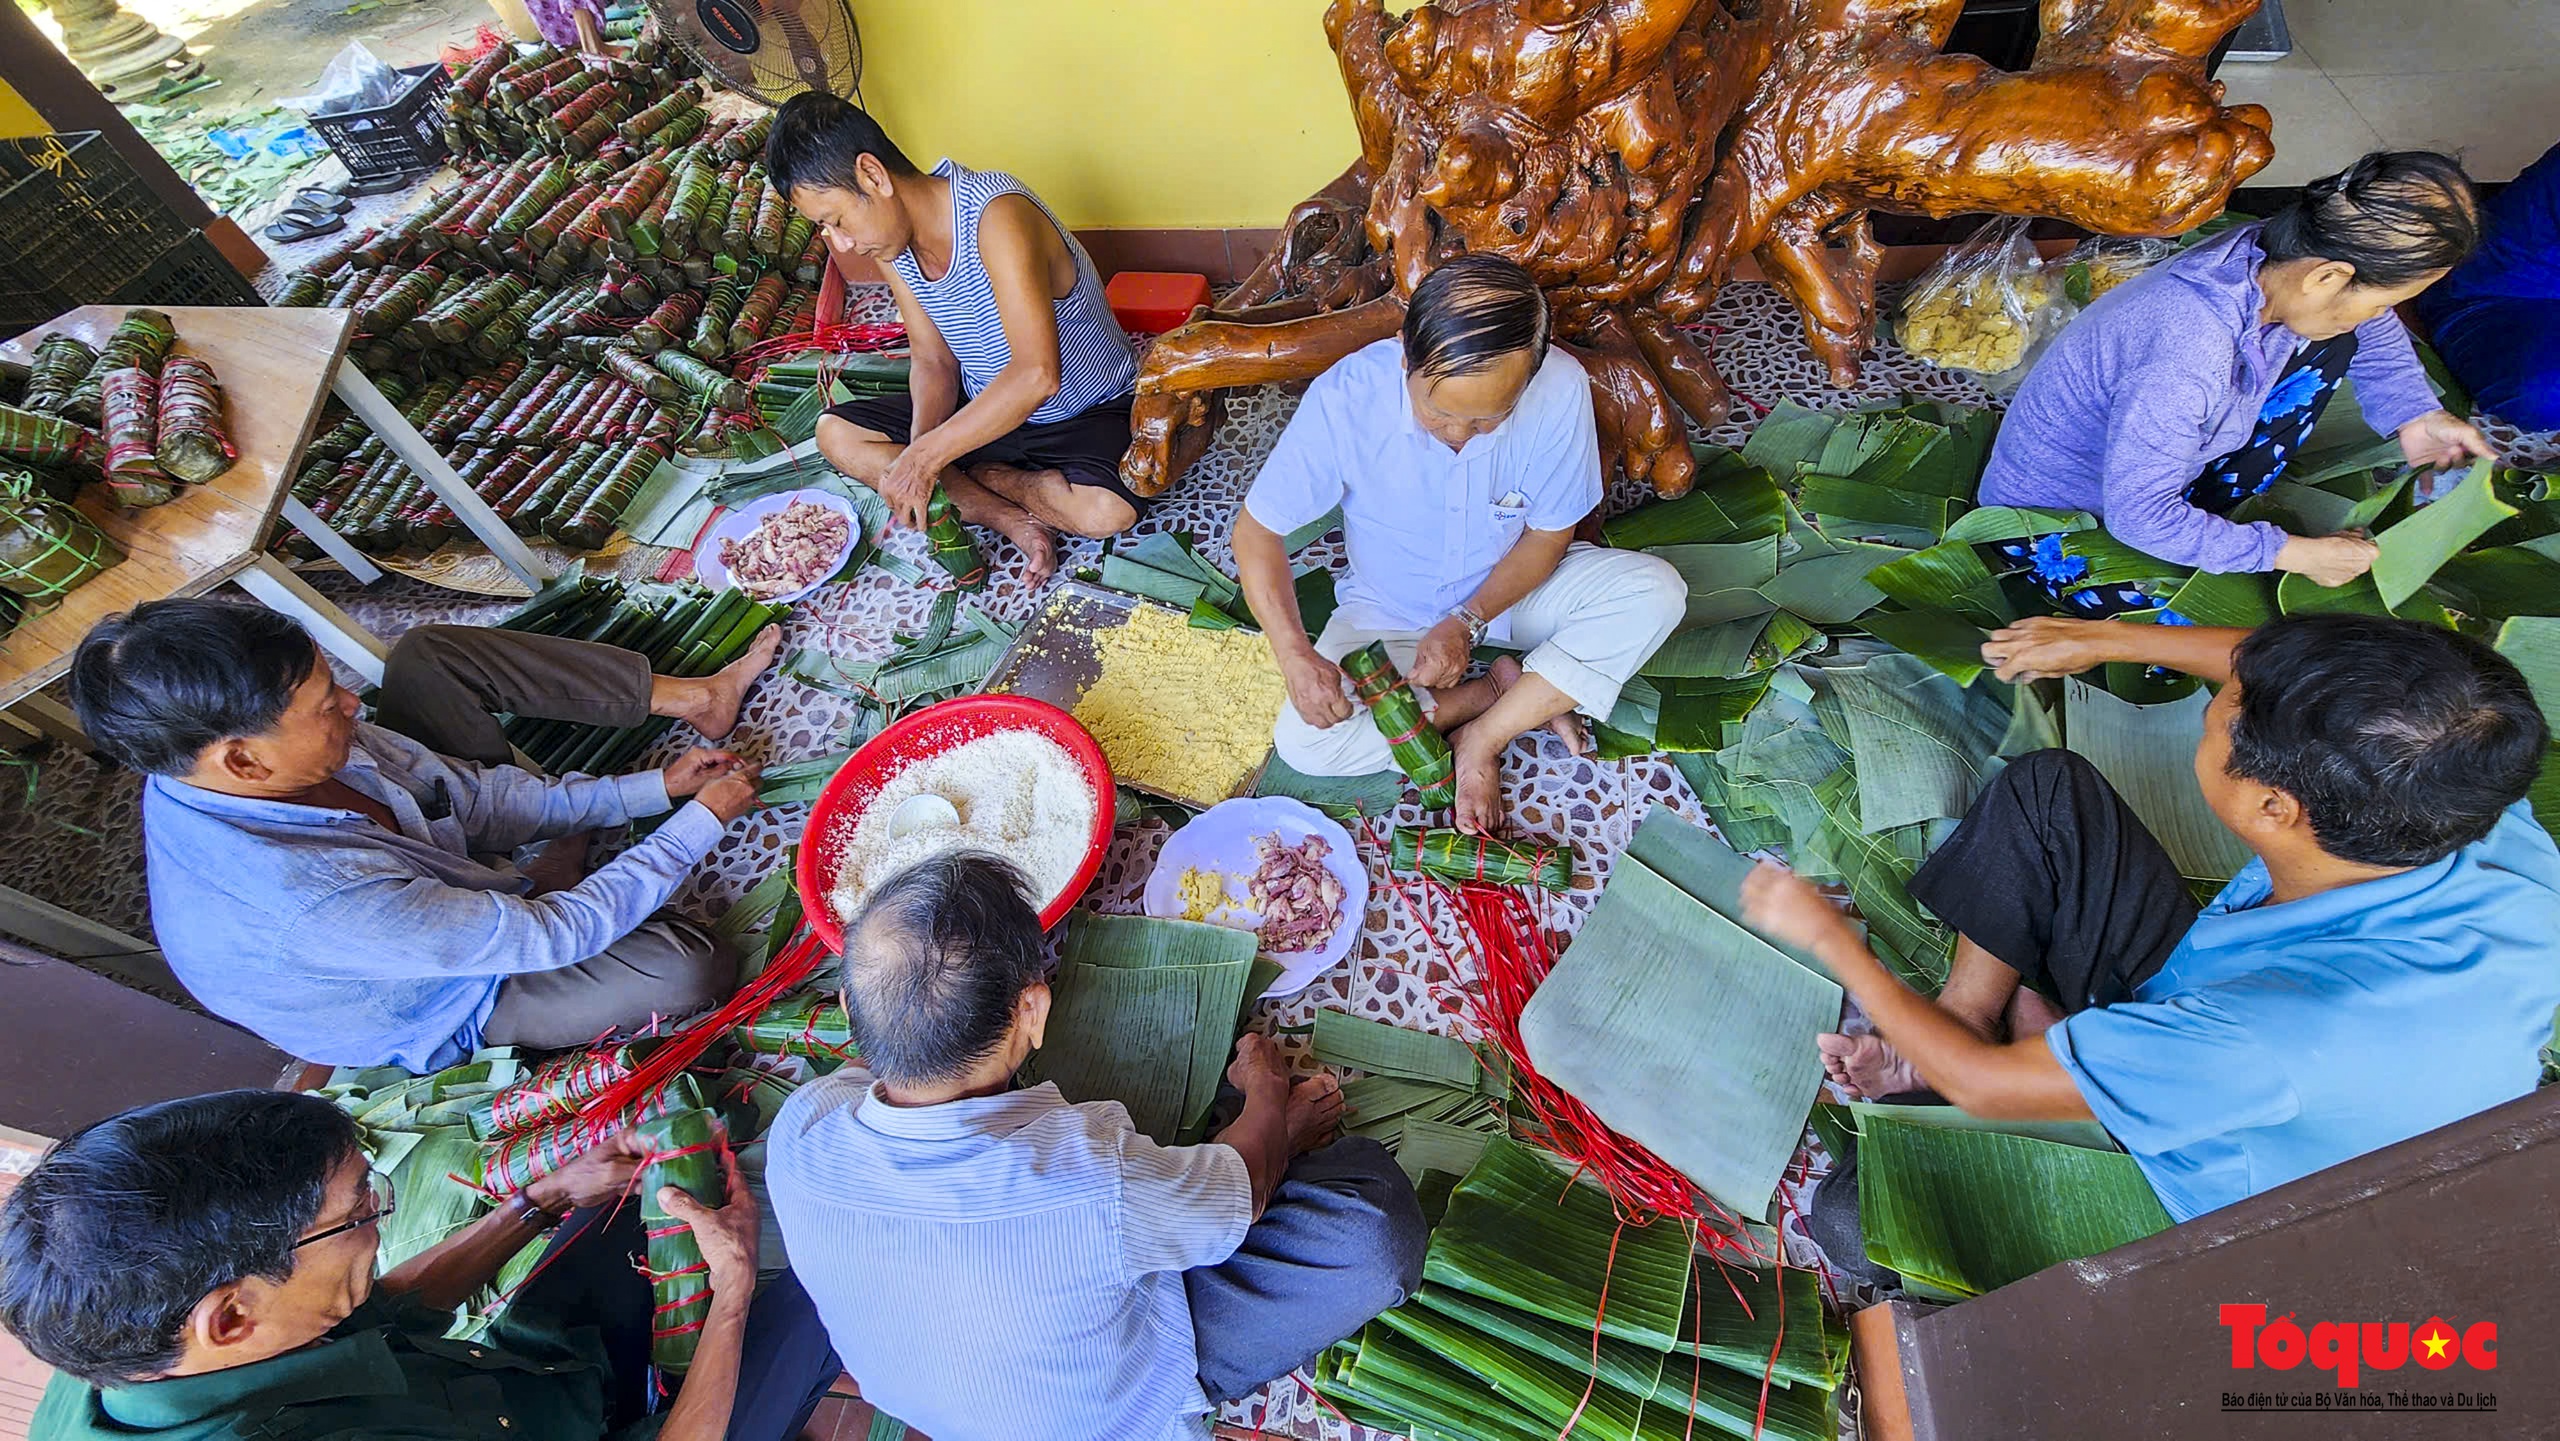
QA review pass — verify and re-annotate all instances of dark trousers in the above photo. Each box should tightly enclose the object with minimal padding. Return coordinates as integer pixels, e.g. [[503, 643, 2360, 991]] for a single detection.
[[1812, 750, 2200, 1281], [1907, 748, 2201, 1014], [373, 624, 738, 1046], [520, 1203, 842, 1441], [1185, 1136, 1429, 1405]]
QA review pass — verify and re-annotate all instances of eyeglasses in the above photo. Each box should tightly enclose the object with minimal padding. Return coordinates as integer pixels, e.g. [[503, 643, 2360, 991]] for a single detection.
[[293, 1172, 397, 1250]]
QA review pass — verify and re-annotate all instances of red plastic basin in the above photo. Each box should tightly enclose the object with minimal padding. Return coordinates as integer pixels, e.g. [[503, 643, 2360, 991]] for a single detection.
[[795, 694, 1117, 949]]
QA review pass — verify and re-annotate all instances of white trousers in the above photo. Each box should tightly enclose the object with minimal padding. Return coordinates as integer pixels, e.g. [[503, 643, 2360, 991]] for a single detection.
[[1273, 543, 1685, 777]]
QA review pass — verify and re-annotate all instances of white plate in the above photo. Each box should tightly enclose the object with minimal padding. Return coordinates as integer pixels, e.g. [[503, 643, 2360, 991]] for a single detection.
[[1144, 796, 1368, 999], [694, 488, 862, 604]]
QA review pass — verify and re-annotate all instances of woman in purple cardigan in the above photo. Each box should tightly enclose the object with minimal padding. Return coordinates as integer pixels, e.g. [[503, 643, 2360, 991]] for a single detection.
[[1979, 152, 2497, 609]]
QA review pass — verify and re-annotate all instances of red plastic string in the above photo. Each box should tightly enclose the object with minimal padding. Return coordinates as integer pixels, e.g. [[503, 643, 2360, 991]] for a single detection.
[[1557, 1217, 1625, 1438]]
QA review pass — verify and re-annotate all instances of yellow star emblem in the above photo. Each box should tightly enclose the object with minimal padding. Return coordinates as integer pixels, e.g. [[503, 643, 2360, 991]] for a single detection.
[[2420, 1329, 2453, 1361]]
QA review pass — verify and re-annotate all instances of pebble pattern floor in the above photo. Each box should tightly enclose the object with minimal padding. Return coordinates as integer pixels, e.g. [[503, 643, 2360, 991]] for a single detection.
[[2, 280, 2553, 1441]]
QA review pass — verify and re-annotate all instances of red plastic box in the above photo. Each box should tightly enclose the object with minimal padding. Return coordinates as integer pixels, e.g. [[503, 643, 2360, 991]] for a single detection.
[[1106, 270, 1212, 334]]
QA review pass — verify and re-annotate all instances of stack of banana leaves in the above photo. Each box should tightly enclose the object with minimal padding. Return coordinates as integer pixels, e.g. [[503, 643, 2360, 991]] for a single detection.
[[1316, 1135, 1847, 1441], [779, 577, 1024, 758], [1596, 389, 2559, 993], [490, 569, 789, 775], [1088, 527, 1339, 640]]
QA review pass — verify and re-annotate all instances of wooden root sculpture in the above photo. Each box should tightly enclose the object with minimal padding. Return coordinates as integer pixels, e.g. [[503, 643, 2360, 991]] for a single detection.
[[1122, 0, 2272, 500]]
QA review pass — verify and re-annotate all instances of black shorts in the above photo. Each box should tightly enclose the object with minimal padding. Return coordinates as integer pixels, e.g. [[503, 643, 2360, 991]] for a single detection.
[[825, 393, 1145, 516]]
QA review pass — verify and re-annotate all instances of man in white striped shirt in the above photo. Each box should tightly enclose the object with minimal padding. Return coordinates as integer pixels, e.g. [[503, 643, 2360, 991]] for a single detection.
[[766, 853, 1425, 1441]]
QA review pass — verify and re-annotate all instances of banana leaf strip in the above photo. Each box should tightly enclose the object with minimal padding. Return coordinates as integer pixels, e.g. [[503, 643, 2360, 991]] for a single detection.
[[1602, 449, 1786, 548], [1312, 1008, 1501, 1094]]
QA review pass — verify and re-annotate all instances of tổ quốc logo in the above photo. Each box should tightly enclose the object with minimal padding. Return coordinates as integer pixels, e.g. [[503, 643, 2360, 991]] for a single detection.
[[2219, 1304, 2497, 1416]]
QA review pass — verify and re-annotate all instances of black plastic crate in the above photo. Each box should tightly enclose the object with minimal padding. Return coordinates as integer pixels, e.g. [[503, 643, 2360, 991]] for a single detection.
[[0, 132, 196, 321], [308, 63, 454, 184], [111, 232, 266, 310]]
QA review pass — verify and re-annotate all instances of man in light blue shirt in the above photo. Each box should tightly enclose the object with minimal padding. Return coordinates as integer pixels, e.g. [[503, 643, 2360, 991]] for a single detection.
[[1743, 613, 2560, 1224], [1233, 253, 1685, 833], [767, 853, 1424, 1441], [68, 600, 779, 1072]]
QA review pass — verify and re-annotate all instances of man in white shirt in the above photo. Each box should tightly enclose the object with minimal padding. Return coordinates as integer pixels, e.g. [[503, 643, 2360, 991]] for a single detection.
[[1233, 254, 1685, 832], [765, 854, 1425, 1441]]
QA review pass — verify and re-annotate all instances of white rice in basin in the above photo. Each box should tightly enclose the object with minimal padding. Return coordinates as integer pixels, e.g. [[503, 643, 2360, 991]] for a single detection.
[[827, 728, 1099, 921]]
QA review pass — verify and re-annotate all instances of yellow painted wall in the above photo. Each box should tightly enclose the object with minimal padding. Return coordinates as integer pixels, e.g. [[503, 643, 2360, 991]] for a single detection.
[[0, 79, 47, 140], [850, 0, 1363, 230]]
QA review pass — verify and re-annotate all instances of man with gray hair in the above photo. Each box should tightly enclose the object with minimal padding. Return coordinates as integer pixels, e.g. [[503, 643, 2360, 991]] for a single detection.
[[1233, 251, 1687, 832], [765, 852, 1425, 1441]]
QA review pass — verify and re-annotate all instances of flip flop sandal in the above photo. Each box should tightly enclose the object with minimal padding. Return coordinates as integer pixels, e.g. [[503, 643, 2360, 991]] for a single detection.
[[344, 170, 417, 197], [290, 185, 354, 214], [265, 206, 347, 243]]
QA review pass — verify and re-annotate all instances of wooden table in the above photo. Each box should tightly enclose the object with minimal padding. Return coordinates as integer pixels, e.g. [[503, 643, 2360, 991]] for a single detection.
[[0, 305, 557, 712]]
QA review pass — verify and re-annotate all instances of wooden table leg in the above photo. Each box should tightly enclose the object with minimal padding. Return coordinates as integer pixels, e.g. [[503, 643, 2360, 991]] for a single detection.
[[7, 693, 91, 750], [279, 494, 386, 585], [232, 554, 390, 685], [329, 365, 557, 592]]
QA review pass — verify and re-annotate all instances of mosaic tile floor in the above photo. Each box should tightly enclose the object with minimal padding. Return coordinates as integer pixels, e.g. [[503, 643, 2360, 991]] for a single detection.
[[1, 279, 2552, 1441]]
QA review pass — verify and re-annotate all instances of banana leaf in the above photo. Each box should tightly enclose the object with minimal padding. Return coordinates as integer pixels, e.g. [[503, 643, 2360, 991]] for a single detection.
[[1654, 536, 1782, 625], [1335, 1324, 1555, 1441], [2372, 459, 2515, 609], [1282, 504, 1342, 552], [1312, 1009, 1501, 1094], [1857, 1112, 2171, 1299], [1517, 855, 1839, 1219], [1859, 608, 1991, 686], [1866, 539, 2014, 629], [1293, 563, 1337, 638], [1822, 652, 2010, 834], [2064, 678, 2252, 884], [1341, 1074, 1507, 1151], [2158, 568, 2277, 628], [636, 1107, 726, 1371], [731, 992, 857, 1061], [1373, 1304, 1668, 1441], [713, 862, 799, 945], [1942, 506, 2096, 544], [1408, 1286, 1839, 1441], [1025, 912, 1260, 1143], [373, 1126, 490, 1274], [1654, 672, 1775, 752], [1394, 1117, 1501, 1182], [1099, 553, 1205, 609], [1798, 473, 1963, 538], [1641, 614, 1775, 679], [1759, 545, 1900, 625], [1738, 401, 1842, 478], [1670, 752, 1790, 854], [754, 751, 852, 805], [2496, 616, 2560, 715], [2054, 532, 2188, 592], [1250, 750, 1404, 819], [1622, 807, 1829, 979], [1423, 1135, 1693, 1351], [1604, 449, 1786, 548], [2427, 549, 2560, 623], [1671, 1260, 1838, 1390]]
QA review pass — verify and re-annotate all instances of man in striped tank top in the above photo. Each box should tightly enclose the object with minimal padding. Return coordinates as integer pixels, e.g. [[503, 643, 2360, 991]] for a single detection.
[[769, 96, 1145, 587]]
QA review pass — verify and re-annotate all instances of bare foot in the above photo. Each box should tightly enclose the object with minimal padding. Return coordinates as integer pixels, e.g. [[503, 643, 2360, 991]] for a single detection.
[[984, 509, 1059, 590], [1817, 1031, 1924, 1100], [682, 624, 782, 742], [1451, 740, 1504, 835], [1286, 1072, 1344, 1153], [1488, 654, 1590, 757]]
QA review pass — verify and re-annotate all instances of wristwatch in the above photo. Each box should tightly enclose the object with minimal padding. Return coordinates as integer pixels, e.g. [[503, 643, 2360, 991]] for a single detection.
[[1453, 603, 1490, 649], [506, 1190, 566, 1232]]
